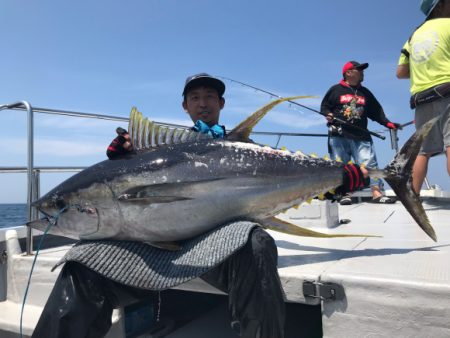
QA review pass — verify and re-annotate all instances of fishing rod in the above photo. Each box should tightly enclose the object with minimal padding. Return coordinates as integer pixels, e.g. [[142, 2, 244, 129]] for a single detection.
[[401, 120, 414, 128], [217, 75, 386, 140]]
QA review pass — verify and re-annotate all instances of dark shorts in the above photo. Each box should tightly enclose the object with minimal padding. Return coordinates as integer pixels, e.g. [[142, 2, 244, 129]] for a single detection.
[[415, 97, 450, 155]]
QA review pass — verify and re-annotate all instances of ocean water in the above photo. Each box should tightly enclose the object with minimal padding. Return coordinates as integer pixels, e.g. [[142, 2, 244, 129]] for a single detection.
[[0, 203, 27, 228]]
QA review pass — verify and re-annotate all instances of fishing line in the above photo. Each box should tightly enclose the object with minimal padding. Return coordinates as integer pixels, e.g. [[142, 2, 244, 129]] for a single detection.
[[217, 75, 386, 140], [19, 206, 68, 338]]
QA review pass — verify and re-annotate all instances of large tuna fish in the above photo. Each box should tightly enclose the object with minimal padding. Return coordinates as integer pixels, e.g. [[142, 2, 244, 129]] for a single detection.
[[28, 97, 438, 244]]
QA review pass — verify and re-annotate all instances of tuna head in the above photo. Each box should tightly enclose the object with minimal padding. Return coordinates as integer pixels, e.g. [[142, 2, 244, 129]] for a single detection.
[[28, 172, 123, 240]]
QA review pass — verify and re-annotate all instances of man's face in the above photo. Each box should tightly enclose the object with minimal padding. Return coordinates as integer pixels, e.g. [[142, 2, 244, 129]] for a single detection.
[[183, 86, 225, 126], [345, 68, 364, 83]]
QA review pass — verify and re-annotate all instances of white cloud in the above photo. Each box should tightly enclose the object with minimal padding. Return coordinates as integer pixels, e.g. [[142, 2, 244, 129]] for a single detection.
[[221, 85, 324, 129], [35, 114, 123, 132], [150, 116, 193, 127], [2, 137, 105, 157], [37, 139, 105, 156], [127, 79, 178, 94], [264, 110, 325, 129]]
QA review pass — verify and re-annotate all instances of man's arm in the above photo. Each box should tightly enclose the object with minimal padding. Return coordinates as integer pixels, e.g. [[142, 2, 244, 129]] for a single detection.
[[397, 43, 410, 79], [396, 64, 410, 79], [364, 90, 402, 130], [320, 87, 336, 124]]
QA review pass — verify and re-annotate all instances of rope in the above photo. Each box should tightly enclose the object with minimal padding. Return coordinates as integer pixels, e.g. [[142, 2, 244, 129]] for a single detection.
[[19, 206, 68, 338]]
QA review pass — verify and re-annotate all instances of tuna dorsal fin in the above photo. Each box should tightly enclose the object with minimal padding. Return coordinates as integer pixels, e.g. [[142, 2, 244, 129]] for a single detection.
[[128, 95, 314, 149], [128, 107, 211, 151], [226, 96, 315, 142], [260, 217, 380, 238]]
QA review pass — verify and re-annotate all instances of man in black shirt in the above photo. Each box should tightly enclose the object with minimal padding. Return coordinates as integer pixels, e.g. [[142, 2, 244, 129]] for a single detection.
[[321, 61, 401, 205]]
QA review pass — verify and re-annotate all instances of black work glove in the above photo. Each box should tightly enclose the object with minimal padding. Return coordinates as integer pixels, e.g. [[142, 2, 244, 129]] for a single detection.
[[324, 164, 370, 202], [106, 127, 133, 160]]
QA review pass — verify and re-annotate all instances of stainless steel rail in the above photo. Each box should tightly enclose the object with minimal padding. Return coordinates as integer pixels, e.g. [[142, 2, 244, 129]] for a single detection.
[[0, 102, 34, 254], [4, 100, 433, 253], [0, 101, 442, 255], [1, 101, 331, 255], [0, 167, 86, 173], [4, 102, 430, 253]]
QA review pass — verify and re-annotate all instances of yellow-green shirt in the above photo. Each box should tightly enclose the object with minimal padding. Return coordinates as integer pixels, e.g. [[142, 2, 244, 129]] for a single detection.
[[398, 18, 450, 95]]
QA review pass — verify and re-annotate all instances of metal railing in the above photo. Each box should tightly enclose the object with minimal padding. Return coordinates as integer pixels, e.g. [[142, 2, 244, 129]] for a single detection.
[[4, 100, 440, 253], [0, 102, 34, 253], [0, 100, 334, 255]]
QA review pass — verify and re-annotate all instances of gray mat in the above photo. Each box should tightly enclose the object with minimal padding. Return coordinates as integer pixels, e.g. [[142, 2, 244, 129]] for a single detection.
[[56, 221, 258, 290]]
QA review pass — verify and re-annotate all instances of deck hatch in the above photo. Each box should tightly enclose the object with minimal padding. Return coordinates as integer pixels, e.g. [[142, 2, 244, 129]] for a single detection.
[[303, 280, 345, 301]]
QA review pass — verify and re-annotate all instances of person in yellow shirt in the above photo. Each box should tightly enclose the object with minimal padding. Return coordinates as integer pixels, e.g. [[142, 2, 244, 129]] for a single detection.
[[397, 0, 450, 194]]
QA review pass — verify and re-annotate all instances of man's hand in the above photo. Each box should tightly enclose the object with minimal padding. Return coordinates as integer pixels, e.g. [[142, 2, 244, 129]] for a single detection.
[[326, 113, 334, 124], [385, 122, 402, 130], [106, 127, 134, 159], [324, 164, 370, 201]]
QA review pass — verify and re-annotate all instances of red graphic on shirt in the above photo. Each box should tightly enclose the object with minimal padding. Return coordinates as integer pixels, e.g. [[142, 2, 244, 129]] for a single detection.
[[340, 94, 365, 105]]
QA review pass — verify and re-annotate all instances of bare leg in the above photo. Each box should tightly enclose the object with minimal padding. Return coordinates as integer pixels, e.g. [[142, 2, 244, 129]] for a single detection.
[[371, 185, 383, 199], [412, 154, 431, 195]]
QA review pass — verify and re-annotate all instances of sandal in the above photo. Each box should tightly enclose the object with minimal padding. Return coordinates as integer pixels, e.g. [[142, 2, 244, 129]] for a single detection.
[[339, 195, 352, 205], [371, 196, 396, 204]]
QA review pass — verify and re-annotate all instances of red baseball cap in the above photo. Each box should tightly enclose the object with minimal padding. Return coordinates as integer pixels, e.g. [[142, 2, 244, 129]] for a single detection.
[[342, 61, 369, 74]]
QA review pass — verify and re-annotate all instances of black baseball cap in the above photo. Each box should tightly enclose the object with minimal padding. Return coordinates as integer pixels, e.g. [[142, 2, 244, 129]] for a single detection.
[[182, 73, 226, 97], [342, 61, 369, 74]]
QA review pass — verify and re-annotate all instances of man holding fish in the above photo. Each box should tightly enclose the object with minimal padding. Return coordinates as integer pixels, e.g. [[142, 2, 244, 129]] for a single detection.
[[32, 73, 373, 338]]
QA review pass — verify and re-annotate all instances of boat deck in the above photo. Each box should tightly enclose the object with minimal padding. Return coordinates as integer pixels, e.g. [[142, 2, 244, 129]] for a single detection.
[[174, 197, 450, 337], [275, 197, 450, 338], [1, 197, 449, 337]]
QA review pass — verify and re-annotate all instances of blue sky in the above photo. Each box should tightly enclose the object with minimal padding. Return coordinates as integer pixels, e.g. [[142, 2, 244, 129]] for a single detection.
[[1, 0, 447, 203]]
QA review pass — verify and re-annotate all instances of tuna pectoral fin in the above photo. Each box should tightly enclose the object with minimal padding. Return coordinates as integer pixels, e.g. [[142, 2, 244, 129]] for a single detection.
[[118, 195, 191, 204], [260, 217, 379, 238], [119, 179, 222, 204], [383, 117, 439, 242], [227, 95, 315, 142]]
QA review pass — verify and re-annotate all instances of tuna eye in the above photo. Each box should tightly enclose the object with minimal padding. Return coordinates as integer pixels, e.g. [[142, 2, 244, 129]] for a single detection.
[[74, 205, 96, 215], [85, 207, 96, 215]]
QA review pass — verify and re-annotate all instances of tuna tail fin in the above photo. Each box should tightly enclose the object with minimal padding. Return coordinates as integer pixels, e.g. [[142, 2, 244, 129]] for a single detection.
[[383, 116, 440, 242], [227, 96, 316, 142]]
